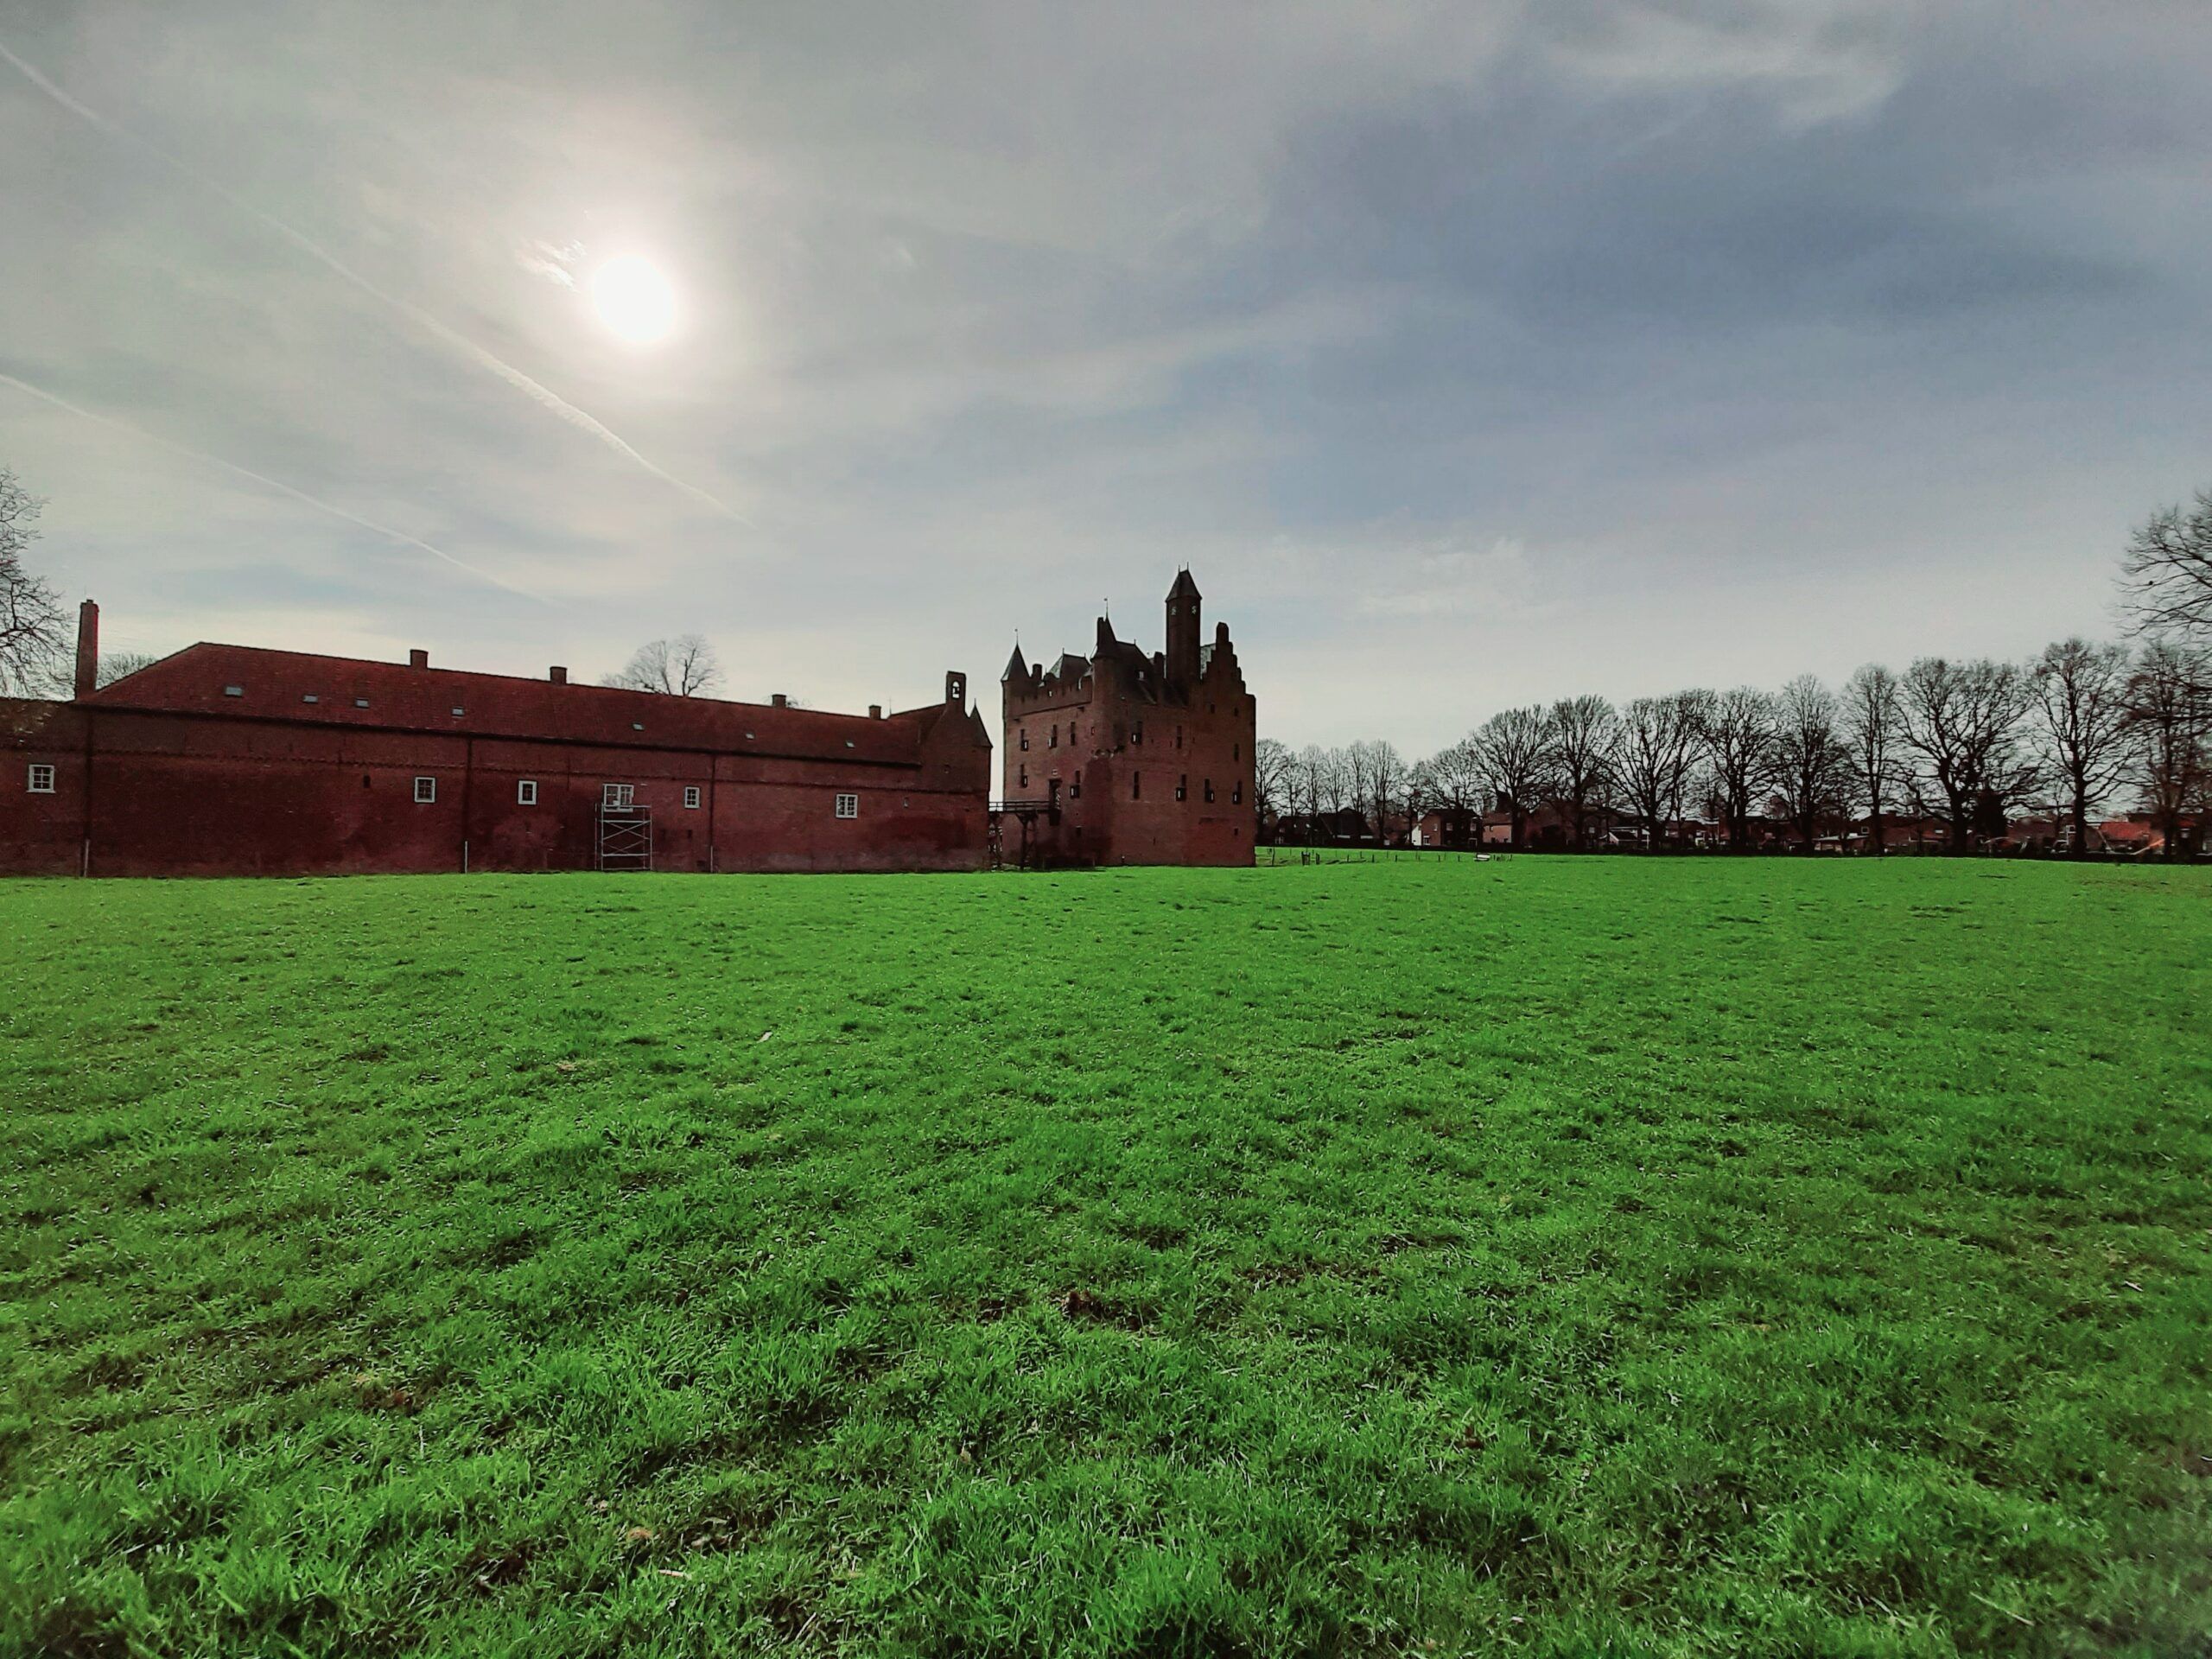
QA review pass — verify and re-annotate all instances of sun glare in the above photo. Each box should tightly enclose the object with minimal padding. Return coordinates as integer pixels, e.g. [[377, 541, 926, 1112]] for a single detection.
[[590, 254, 677, 346]]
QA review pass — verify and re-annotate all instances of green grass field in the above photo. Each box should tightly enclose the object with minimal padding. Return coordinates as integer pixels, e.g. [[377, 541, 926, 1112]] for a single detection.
[[3, 858, 2209, 1657]]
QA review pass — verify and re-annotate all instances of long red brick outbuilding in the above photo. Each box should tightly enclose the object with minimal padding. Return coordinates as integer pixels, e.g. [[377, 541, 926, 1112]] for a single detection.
[[0, 605, 993, 876]]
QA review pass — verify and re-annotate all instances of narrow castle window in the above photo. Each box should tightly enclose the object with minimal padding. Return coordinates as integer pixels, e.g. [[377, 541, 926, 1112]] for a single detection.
[[1175, 726, 1183, 748], [1233, 782, 1243, 804], [1019, 764, 1027, 788], [1133, 720, 1144, 745], [1205, 779, 1215, 803], [1020, 728, 1029, 750], [1071, 770, 1082, 799], [1232, 741, 1241, 760], [684, 785, 702, 809], [413, 777, 436, 804], [518, 779, 538, 805], [1049, 724, 1058, 748], [1132, 772, 1141, 800], [1175, 774, 1187, 801]]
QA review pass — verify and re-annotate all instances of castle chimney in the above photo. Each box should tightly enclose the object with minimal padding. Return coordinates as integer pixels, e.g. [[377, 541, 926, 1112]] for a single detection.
[[772, 693, 788, 708], [73, 600, 99, 700], [549, 665, 568, 683], [408, 648, 429, 670], [868, 704, 882, 720]]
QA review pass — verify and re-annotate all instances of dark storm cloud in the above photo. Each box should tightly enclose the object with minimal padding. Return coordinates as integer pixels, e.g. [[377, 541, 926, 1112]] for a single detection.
[[3, 2, 2211, 747]]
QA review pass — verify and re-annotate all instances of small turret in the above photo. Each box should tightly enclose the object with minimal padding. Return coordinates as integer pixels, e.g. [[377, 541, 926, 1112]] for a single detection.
[[1165, 569, 1201, 686], [1002, 644, 1029, 683]]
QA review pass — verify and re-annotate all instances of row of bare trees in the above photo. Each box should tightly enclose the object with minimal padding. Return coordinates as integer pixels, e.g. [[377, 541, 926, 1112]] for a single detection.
[[1258, 487, 2212, 858], [1262, 642, 2208, 856]]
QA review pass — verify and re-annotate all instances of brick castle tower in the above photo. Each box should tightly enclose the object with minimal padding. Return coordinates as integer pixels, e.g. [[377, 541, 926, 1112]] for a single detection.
[[998, 569, 1255, 866]]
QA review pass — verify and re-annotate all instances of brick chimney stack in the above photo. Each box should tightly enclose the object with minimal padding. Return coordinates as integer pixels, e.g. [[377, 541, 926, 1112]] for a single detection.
[[73, 600, 99, 700], [408, 649, 429, 669], [549, 665, 568, 683]]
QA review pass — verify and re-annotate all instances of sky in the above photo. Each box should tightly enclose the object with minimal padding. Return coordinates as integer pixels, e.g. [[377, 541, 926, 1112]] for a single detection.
[[3, 0, 2209, 754]]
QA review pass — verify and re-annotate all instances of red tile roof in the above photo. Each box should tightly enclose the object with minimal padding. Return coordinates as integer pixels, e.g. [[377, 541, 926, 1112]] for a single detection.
[[87, 643, 951, 766]]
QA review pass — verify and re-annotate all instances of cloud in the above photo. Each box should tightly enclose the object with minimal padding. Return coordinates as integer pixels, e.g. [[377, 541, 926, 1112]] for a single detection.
[[2, 1, 2209, 753]]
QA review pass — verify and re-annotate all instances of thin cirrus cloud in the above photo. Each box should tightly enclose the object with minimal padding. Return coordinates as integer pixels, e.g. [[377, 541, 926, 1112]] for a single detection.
[[0, 35, 753, 531], [0, 1, 2209, 752]]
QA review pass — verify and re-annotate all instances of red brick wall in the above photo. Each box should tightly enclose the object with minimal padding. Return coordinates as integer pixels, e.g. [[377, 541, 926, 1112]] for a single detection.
[[1001, 648, 1256, 868], [0, 702, 988, 877]]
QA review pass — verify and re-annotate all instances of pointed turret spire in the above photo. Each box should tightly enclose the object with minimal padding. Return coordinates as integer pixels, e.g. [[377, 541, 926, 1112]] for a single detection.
[[1002, 642, 1029, 683], [1165, 567, 1202, 685]]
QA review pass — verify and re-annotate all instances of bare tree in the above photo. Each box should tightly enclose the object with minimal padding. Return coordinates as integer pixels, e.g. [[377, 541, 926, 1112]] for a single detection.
[[1349, 739, 1408, 845], [1547, 695, 1618, 851], [603, 634, 725, 696], [96, 650, 161, 689], [1252, 737, 1293, 833], [2031, 638, 2133, 857], [2126, 639, 2209, 859], [1613, 692, 1703, 851], [1841, 664, 1904, 855], [1, 468, 67, 699], [1417, 738, 1486, 848], [2120, 488, 2212, 645], [1698, 686, 1778, 850], [1293, 744, 1328, 840], [1897, 657, 2038, 852], [1471, 706, 1554, 850], [1772, 675, 1851, 852]]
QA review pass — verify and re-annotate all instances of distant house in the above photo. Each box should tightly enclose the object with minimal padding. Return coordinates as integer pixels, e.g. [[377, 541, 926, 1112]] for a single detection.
[[1274, 807, 1371, 845], [1847, 816, 1951, 854], [1408, 807, 1479, 849], [2097, 817, 2162, 856]]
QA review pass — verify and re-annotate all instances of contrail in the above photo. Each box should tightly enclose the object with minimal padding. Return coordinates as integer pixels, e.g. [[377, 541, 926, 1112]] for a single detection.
[[0, 36, 753, 530], [0, 370, 556, 607]]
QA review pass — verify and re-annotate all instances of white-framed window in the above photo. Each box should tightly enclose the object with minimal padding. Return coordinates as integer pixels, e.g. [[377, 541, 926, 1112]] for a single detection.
[[413, 776, 436, 804], [835, 792, 859, 819], [27, 763, 56, 794], [683, 785, 702, 809], [517, 779, 538, 806], [223, 685, 244, 697], [602, 783, 634, 810]]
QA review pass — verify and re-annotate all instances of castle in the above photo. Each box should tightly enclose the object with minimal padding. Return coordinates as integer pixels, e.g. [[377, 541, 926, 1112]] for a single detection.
[[998, 569, 1256, 867]]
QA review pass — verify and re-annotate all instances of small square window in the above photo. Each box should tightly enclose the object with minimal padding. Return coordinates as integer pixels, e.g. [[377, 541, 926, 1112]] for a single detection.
[[602, 783, 634, 810], [413, 776, 436, 804], [354, 698, 370, 709], [632, 722, 644, 731], [518, 779, 538, 806], [835, 793, 859, 819], [451, 707, 466, 717], [27, 763, 56, 794], [302, 694, 319, 704], [223, 685, 243, 697], [683, 785, 702, 809], [844, 739, 855, 748]]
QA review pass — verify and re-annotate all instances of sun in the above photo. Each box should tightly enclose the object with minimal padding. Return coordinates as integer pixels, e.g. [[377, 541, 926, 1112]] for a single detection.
[[590, 254, 677, 346]]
